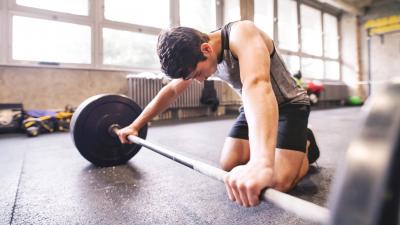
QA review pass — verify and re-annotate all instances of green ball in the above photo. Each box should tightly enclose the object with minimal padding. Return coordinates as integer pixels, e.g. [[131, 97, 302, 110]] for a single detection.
[[347, 96, 363, 105]]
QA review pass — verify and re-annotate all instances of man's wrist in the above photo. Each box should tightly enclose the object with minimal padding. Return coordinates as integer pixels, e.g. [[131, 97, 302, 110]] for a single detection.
[[129, 122, 142, 131], [248, 157, 274, 169]]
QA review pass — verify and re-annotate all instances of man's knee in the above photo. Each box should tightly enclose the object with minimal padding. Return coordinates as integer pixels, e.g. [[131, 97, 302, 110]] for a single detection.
[[220, 158, 237, 171], [273, 174, 296, 192], [220, 138, 250, 171], [273, 149, 308, 192]]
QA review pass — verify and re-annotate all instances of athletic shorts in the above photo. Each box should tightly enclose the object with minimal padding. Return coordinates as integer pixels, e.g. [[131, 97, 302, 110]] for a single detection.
[[228, 104, 310, 152]]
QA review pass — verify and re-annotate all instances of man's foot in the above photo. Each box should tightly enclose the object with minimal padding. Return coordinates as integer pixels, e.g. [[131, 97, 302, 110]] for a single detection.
[[307, 128, 320, 164]]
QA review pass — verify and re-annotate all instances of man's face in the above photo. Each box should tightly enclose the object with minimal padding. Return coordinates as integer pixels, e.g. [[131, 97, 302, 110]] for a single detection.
[[185, 58, 216, 82], [184, 43, 217, 82]]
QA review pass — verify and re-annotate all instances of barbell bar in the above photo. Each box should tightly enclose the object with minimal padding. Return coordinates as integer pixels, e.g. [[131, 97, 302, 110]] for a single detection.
[[109, 124, 330, 224]]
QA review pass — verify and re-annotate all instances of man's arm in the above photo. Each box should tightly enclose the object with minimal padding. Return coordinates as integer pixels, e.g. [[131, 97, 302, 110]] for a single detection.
[[131, 78, 192, 129], [223, 21, 279, 207], [232, 21, 278, 167], [118, 78, 192, 144]]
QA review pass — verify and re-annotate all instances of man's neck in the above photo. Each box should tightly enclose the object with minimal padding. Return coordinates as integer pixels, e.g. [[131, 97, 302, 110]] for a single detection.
[[208, 31, 222, 59], [208, 30, 222, 63]]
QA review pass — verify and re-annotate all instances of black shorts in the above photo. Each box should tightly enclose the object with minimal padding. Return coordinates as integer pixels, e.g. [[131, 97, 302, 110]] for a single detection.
[[228, 104, 310, 152]]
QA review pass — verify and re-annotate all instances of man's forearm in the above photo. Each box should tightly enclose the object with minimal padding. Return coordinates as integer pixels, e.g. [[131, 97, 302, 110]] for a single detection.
[[242, 81, 278, 167], [131, 84, 179, 129]]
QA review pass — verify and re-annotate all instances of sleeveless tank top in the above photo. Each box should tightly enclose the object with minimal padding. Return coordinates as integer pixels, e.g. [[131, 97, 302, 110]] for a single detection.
[[213, 22, 310, 106]]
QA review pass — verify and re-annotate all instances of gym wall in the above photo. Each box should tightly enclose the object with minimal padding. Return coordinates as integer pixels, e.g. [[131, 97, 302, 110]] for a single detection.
[[0, 66, 129, 109], [1, 0, 398, 110], [340, 14, 362, 97], [360, 2, 400, 96]]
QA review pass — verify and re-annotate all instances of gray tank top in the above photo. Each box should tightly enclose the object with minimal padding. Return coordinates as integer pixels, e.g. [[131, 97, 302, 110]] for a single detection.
[[213, 22, 309, 106]]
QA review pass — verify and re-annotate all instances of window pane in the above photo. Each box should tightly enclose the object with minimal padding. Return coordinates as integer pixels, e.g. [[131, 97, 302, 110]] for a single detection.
[[12, 16, 91, 64], [278, 0, 298, 51], [103, 28, 159, 68], [254, 0, 274, 37], [180, 0, 216, 32], [104, 0, 169, 28], [223, 0, 240, 24], [301, 4, 322, 56], [281, 54, 300, 75], [324, 13, 339, 59], [16, 0, 88, 15], [325, 60, 340, 80], [301, 58, 323, 79]]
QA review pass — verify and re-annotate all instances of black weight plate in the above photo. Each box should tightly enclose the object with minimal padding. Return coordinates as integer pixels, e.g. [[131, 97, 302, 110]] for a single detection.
[[328, 82, 400, 225], [70, 94, 147, 167]]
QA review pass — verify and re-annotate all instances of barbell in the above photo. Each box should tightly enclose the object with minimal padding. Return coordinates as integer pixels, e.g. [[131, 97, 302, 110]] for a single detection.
[[70, 81, 400, 225]]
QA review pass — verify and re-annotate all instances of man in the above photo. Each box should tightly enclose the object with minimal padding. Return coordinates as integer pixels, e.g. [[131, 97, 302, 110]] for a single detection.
[[117, 20, 320, 207]]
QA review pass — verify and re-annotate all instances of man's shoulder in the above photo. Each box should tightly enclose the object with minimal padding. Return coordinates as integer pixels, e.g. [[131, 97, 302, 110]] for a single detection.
[[229, 20, 257, 32]]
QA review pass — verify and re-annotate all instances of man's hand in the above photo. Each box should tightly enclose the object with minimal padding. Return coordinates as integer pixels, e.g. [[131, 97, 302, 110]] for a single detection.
[[116, 125, 139, 144], [223, 160, 274, 207]]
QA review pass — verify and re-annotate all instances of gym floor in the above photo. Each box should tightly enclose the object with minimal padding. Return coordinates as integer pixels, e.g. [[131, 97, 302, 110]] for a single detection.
[[0, 107, 362, 225]]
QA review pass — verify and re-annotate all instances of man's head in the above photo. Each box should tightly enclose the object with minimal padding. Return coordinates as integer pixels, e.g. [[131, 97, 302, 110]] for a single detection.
[[157, 27, 213, 80]]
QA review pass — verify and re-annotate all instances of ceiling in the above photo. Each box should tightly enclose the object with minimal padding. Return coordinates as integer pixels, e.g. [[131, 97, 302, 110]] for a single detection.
[[340, 0, 374, 8], [318, 0, 400, 15]]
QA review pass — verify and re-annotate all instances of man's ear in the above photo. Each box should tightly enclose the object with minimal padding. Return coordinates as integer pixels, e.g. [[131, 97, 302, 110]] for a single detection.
[[200, 43, 213, 56]]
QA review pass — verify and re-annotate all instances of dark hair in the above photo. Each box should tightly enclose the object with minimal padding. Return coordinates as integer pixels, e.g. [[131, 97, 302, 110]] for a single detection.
[[157, 27, 209, 79]]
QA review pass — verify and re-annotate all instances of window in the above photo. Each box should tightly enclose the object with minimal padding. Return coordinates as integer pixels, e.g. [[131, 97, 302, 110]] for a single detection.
[[12, 16, 91, 64], [104, 0, 169, 28], [325, 60, 340, 80], [301, 58, 324, 79], [16, 0, 88, 16], [0, 3, 4, 63], [281, 54, 300, 75], [273, 2, 340, 80], [278, 0, 298, 51], [301, 4, 322, 56], [223, 0, 240, 24], [103, 28, 159, 68], [323, 13, 339, 59], [254, 0, 274, 37], [180, 0, 216, 32], [342, 66, 357, 86]]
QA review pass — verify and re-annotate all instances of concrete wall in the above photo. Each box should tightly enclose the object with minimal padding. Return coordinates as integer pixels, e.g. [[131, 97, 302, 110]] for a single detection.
[[340, 1, 400, 98], [360, 1, 400, 96], [0, 66, 130, 110], [340, 14, 363, 96]]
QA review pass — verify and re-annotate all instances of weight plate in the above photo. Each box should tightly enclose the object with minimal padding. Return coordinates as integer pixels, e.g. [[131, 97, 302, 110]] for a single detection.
[[70, 94, 147, 167]]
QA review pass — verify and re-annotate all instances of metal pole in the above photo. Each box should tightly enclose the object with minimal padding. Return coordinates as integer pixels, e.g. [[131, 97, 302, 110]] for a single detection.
[[367, 30, 372, 96], [123, 132, 330, 224]]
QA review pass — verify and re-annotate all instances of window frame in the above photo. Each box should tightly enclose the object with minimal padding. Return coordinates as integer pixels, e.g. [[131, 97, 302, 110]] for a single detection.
[[9, 11, 93, 68], [0, 0, 6, 64], [1, 0, 222, 73], [272, 0, 342, 81], [1, 0, 339, 77], [276, 0, 299, 52], [300, 3, 323, 57], [6, 0, 94, 69], [179, 0, 217, 32], [253, 0, 274, 37]]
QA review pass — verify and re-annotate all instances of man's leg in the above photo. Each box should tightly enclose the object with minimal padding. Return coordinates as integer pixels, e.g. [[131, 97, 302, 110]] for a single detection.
[[273, 148, 309, 192], [219, 137, 250, 171], [220, 137, 310, 191], [220, 104, 313, 190]]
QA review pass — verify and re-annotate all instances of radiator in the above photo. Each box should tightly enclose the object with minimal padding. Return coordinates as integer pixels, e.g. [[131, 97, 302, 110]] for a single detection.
[[127, 74, 242, 120], [319, 82, 349, 102], [127, 76, 204, 109]]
